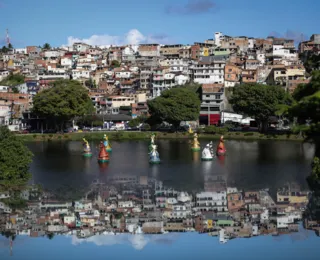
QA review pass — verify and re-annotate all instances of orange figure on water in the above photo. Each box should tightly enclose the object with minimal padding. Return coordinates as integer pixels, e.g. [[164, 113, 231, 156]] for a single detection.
[[98, 141, 109, 163], [216, 135, 226, 156]]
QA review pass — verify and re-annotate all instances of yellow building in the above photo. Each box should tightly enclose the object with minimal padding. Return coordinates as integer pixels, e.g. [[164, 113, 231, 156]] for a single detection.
[[203, 48, 209, 57], [277, 191, 309, 204]]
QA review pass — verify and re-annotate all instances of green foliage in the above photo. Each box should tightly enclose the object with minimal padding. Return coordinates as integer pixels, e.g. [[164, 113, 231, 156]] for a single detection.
[[0, 126, 33, 191], [110, 60, 120, 68], [128, 118, 140, 128], [0, 73, 25, 87], [230, 83, 293, 131], [32, 79, 94, 128], [311, 157, 320, 180], [292, 71, 320, 101], [3, 196, 27, 209], [42, 43, 51, 50], [203, 126, 228, 135], [175, 83, 203, 100], [300, 52, 320, 74], [142, 123, 151, 131], [147, 87, 201, 128]]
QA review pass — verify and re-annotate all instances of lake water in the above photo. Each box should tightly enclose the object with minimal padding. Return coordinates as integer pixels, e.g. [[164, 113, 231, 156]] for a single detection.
[[27, 139, 315, 196], [0, 139, 318, 260]]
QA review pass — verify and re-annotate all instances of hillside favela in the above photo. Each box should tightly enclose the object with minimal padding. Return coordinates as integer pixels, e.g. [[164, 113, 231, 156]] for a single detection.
[[0, 2, 320, 260]]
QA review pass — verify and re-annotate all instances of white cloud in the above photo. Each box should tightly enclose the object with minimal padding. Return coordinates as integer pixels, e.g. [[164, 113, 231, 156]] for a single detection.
[[65, 29, 171, 47], [70, 233, 180, 250]]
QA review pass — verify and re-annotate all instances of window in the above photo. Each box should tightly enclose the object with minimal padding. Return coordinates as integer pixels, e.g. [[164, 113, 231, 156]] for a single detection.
[[206, 95, 210, 97]]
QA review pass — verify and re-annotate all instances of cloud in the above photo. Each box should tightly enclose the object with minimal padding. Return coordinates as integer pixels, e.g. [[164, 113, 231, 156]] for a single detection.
[[268, 30, 309, 44], [70, 233, 180, 250], [65, 29, 172, 47], [165, 0, 216, 15]]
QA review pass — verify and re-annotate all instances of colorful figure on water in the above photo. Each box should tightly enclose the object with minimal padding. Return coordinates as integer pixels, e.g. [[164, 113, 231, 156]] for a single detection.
[[216, 135, 226, 156], [149, 133, 156, 152], [201, 142, 214, 161], [191, 133, 200, 151], [149, 143, 160, 164], [103, 134, 112, 152], [98, 141, 109, 163], [82, 138, 92, 157]]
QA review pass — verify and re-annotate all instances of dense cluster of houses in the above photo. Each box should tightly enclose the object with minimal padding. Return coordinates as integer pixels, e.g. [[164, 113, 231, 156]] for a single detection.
[[0, 32, 319, 129], [1, 175, 318, 242]]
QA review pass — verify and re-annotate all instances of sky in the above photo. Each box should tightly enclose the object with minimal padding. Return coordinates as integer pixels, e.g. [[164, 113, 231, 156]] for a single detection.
[[0, 230, 319, 260], [0, 0, 319, 48]]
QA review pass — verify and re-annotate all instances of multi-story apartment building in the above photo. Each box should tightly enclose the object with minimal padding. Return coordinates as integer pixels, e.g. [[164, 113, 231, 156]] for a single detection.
[[199, 84, 224, 125], [192, 56, 226, 85], [152, 68, 177, 98], [160, 45, 183, 58], [194, 191, 228, 212], [138, 44, 160, 57]]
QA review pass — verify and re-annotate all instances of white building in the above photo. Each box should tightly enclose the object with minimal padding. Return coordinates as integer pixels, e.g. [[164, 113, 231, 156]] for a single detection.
[[14, 48, 27, 54], [72, 69, 91, 79], [0, 70, 10, 81], [118, 201, 134, 208], [152, 72, 177, 98], [44, 50, 62, 59], [115, 70, 132, 79], [195, 191, 228, 212], [273, 45, 298, 60], [214, 32, 224, 47], [192, 61, 225, 85], [260, 208, 269, 223], [60, 57, 73, 68]]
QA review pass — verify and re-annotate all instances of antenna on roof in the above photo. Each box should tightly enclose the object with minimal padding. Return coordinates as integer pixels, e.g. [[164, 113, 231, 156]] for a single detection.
[[6, 29, 10, 47]]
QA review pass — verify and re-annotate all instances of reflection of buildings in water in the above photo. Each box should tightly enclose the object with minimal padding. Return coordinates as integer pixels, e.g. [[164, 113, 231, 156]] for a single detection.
[[150, 164, 160, 178], [204, 174, 227, 192], [302, 142, 315, 160], [106, 174, 151, 186]]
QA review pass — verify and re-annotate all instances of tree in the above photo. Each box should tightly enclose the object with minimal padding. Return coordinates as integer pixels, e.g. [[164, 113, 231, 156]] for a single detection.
[[147, 87, 201, 128], [8, 43, 13, 49], [292, 71, 320, 101], [32, 79, 95, 130], [47, 233, 55, 240], [110, 60, 120, 68], [42, 43, 51, 50], [230, 83, 293, 132], [0, 73, 25, 87], [0, 126, 33, 191], [128, 118, 141, 128]]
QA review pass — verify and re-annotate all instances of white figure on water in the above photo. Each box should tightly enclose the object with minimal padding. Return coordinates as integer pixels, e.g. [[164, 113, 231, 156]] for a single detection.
[[149, 144, 160, 162], [201, 142, 214, 160]]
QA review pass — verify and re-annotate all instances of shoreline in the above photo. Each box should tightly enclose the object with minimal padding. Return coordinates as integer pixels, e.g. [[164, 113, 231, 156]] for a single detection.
[[16, 131, 304, 142]]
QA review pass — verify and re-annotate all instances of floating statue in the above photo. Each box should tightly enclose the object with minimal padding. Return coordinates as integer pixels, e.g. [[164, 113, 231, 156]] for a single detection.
[[216, 135, 226, 156], [98, 141, 109, 163], [149, 133, 156, 152], [149, 143, 160, 164], [82, 138, 92, 157], [103, 134, 112, 152], [201, 142, 214, 161], [191, 133, 200, 152]]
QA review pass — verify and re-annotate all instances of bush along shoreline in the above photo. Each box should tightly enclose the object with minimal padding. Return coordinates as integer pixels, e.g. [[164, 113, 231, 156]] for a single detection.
[[16, 130, 304, 142]]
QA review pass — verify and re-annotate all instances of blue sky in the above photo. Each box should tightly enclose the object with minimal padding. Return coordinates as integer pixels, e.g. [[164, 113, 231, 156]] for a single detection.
[[0, 0, 319, 47]]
